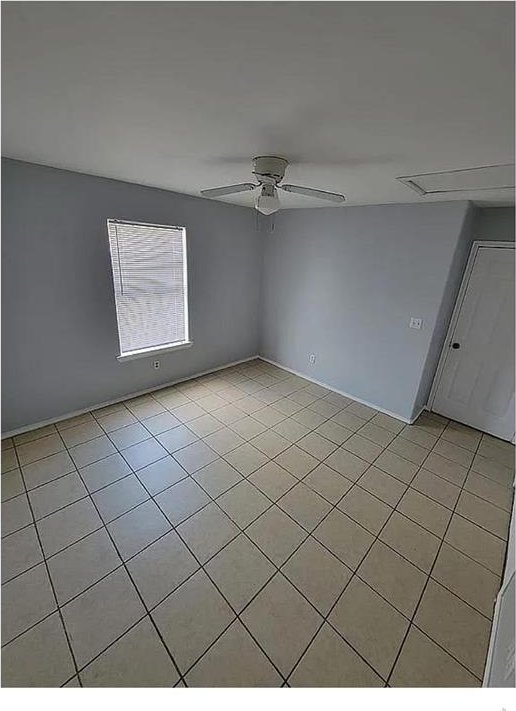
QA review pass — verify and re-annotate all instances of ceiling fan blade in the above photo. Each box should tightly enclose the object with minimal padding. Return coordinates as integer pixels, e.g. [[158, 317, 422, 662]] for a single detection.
[[200, 183, 257, 198], [279, 184, 346, 203]]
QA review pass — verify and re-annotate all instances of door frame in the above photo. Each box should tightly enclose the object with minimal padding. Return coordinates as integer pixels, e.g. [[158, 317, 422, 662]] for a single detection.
[[427, 241, 515, 429]]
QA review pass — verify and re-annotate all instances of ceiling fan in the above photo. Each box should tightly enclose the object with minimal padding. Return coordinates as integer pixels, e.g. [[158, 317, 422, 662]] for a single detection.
[[200, 156, 346, 214]]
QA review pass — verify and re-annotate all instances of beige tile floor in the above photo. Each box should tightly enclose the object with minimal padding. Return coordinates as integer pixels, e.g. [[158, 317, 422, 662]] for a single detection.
[[1, 359, 514, 687]]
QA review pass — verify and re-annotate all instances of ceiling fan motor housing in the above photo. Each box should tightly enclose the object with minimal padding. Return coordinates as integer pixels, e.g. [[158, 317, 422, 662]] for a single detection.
[[253, 156, 288, 185]]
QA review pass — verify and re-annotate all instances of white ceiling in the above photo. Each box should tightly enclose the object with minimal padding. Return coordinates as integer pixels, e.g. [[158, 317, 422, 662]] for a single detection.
[[2, 2, 514, 209]]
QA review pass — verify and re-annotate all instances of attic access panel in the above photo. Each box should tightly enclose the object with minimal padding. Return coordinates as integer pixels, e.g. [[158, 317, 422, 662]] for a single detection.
[[398, 164, 514, 196]]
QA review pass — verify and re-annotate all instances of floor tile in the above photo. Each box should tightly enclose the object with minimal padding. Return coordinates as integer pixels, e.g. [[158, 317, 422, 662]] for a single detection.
[[289, 623, 382, 687], [358, 540, 427, 617], [47, 528, 122, 605], [2, 524, 42, 583], [241, 573, 322, 677], [292, 408, 326, 429], [278, 483, 332, 531], [204, 427, 245, 455], [171, 402, 206, 423], [2, 613, 75, 687], [155, 477, 210, 526], [122, 438, 168, 471], [248, 461, 298, 501], [296, 432, 337, 461], [92, 474, 149, 523], [80, 617, 179, 687], [380, 511, 441, 572], [338, 485, 392, 534], [346, 402, 377, 421], [303, 463, 353, 504], [157, 424, 198, 453], [247, 506, 307, 566], [205, 534, 275, 612], [390, 625, 480, 687], [2, 467, 24, 502], [329, 575, 409, 679], [187, 413, 225, 437], [61, 567, 145, 668], [433, 438, 474, 468], [251, 430, 291, 458], [358, 421, 396, 448], [16, 433, 65, 466], [314, 420, 353, 445], [108, 422, 151, 450], [331, 410, 367, 433], [274, 445, 319, 479], [431, 543, 500, 618], [127, 530, 198, 609], [22, 451, 75, 490], [456, 490, 510, 539], [216, 480, 271, 528], [128, 399, 166, 420], [56, 413, 95, 431], [272, 398, 303, 417], [213, 404, 245, 425], [152, 569, 235, 673], [471, 453, 514, 487], [193, 458, 242, 498], [478, 436, 514, 469], [464, 471, 514, 511], [79, 452, 131, 493], [358, 466, 407, 506], [2, 562, 56, 644], [177, 502, 239, 563], [68, 436, 117, 468], [97, 408, 138, 434], [230, 416, 268, 440], [371, 413, 405, 434], [273, 417, 311, 443], [60, 420, 104, 448], [396, 488, 452, 537], [37, 497, 102, 557], [374, 450, 418, 484], [13, 424, 56, 446], [399, 425, 438, 450], [28, 471, 88, 520], [411, 468, 460, 509], [2, 493, 33, 537], [108, 499, 172, 560], [325, 448, 369, 482], [442, 422, 482, 452], [387, 436, 428, 466], [2, 447, 18, 472], [224, 442, 269, 476], [309, 399, 341, 418], [422, 451, 468, 486], [282, 537, 352, 615], [186, 620, 282, 687], [342, 433, 382, 463], [195, 393, 228, 412], [445, 515, 505, 575], [136, 455, 188, 495], [414, 580, 491, 678], [313, 509, 374, 570]]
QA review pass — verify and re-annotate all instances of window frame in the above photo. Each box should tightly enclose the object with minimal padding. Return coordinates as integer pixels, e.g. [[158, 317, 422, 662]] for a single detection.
[[107, 219, 192, 362]]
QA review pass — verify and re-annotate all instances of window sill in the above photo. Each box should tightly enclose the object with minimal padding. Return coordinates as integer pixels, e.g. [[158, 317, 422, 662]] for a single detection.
[[117, 341, 193, 363]]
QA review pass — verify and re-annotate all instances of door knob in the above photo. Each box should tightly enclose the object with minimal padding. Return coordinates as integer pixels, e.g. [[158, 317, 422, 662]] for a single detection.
[[451, 342, 461, 349]]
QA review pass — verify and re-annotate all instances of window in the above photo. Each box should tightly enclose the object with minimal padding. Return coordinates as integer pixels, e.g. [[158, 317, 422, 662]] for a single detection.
[[107, 219, 190, 361]]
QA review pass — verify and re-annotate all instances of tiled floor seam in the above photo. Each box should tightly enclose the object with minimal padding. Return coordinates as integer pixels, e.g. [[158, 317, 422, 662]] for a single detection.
[[384, 429, 486, 686]]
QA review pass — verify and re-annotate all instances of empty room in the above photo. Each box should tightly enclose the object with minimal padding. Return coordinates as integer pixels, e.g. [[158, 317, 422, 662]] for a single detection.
[[1, 0, 515, 699]]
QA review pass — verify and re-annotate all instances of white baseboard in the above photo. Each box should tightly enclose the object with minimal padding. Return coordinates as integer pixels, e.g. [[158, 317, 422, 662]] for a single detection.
[[2, 355, 259, 439], [258, 356, 417, 424]]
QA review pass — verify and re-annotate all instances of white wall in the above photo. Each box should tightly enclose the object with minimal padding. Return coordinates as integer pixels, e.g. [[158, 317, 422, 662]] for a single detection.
[[2, 159, 261, 432]]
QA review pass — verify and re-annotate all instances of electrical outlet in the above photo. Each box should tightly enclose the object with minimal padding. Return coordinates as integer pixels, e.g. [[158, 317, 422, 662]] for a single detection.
[[153, 360, 160, 370], [409, 318, 423, 330], [309, 354, 316, 365]]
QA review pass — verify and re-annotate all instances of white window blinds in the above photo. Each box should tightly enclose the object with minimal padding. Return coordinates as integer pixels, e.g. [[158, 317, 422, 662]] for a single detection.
[[107, 220, 189, 358]]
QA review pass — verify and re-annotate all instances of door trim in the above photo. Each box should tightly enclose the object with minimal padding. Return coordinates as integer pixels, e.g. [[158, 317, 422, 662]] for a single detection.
[[427, 241, 515, 427]]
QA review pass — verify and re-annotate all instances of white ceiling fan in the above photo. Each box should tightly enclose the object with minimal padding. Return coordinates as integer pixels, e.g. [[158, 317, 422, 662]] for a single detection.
[[200, 156, 346, 214]]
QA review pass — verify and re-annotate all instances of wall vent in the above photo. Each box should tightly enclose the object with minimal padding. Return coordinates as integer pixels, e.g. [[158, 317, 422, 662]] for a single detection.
[[397, 164, 514, 196]]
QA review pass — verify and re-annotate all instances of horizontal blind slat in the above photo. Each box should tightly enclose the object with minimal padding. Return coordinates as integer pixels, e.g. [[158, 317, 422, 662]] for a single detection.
[[107, 220, 188, 354]]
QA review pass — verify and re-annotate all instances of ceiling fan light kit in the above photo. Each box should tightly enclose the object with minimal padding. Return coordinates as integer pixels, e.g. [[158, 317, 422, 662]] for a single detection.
[[200, 155, 346, 213]]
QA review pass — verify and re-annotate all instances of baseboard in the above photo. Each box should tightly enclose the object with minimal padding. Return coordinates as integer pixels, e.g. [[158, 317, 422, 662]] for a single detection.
[[258, 356, 415, 425], [2, 355, 259, 439]]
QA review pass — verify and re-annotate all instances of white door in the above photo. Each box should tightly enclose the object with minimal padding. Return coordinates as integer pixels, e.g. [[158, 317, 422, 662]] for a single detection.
[[431, 244, 515, 441]]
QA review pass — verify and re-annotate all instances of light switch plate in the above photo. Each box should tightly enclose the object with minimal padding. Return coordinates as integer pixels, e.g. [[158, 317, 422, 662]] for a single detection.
[[409, 318, 423, 330]]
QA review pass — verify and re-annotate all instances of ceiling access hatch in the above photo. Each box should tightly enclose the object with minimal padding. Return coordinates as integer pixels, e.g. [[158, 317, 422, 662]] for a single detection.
[[397, 164, 514, 196]]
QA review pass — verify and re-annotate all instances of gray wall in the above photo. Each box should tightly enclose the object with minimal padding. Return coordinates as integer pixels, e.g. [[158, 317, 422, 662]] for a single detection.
[[474, 206, 515, 242], [260, 201, 471, 421], [2, 159, 260, 432]]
